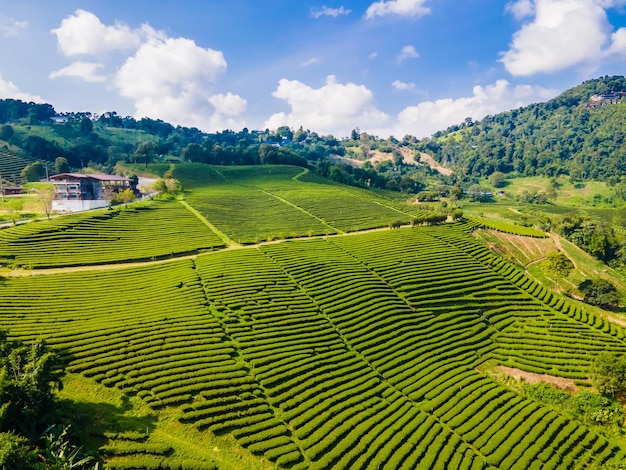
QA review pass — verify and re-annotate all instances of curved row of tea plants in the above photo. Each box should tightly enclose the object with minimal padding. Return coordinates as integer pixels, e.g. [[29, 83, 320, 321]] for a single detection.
[[174, 164, 424, 242], [260, 230, 625, 468], [0, 200, 225, 268], [0, 224, 624, 468], [0, 260, 302, 468], [195, 248, 482, 469]]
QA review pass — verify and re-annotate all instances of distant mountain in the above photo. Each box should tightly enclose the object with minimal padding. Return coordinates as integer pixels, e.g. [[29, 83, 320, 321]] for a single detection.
[[416, 75, 626, 182]]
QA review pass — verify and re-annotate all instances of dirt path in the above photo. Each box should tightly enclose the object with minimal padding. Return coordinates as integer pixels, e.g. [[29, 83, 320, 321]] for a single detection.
[[4, 223, 407, 277]]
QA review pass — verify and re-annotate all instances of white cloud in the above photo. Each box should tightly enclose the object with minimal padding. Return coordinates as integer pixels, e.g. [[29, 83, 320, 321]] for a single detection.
[[501, 0, 626, 76], [365, 0, 431, 19], [0, 74, 45, 102], [51, 9, 146, 56], [369, 51, 379, 59], [114, 36, 235, 130], [398, 45, 419, 62], [265, 75, 389, 137], [505, 0, 535, 19], [392, 80, 415, 90], [310, 6, 351, 18], [207, 92, 248, 130], [386, 79, 556, 138], [300, 57, 320, 67], [49, 62, 106, 82], [605, 27, 626, 56], [0, 19, 28, 38]]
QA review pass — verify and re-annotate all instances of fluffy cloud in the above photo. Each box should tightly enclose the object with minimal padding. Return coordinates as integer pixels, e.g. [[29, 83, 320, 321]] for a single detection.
[[365, 0, 431, 19], [206, 92, 248, 130], [310, 6, 351, 18], [501, 0, 626, 76], [505, 0, 535, 19], [50, 10, 247, 131], [0, 19, 28, 38], [0, 74, 44, 102], [51, 9, 146, 56], [392, 80, 415, 90], [114, 36, 245, 130], [398, 45, 419, 62], [265, 75, 389, 136], [386, 79, 556, 138], [49, 62, 106, 82]]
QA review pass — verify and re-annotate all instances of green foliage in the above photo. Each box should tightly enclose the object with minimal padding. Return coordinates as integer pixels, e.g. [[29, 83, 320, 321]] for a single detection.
[[0, 432, 41, 470], [590, 352, 626, 397], [21, 160, 46, 182], [579, 279, 622, 308], [0, 332, 63, 437], [521, 382, 624, 426], [420, 75, 626, 182], [488, 171, 506, 188], [542, 252, 574, 287], [39, 425, 96, 469], [54, 157, 70, 174]]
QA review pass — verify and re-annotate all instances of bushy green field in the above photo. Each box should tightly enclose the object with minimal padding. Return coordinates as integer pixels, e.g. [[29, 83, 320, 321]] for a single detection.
[[0, 223, 624, 468], [0, 200, 225, 268], [173, 164, 423, 242]]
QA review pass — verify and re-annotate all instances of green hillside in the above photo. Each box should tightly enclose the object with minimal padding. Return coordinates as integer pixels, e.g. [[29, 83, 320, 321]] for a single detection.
[[418, 75, 626, 182], [0, 164, 626, 468]]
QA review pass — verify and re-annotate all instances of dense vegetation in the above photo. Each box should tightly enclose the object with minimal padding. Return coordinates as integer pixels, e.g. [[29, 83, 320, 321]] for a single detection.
[[418, 76, 626, 182]]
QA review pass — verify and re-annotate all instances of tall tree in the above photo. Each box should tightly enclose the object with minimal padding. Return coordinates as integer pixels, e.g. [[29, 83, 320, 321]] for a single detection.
[[542, 252, 574, 290]]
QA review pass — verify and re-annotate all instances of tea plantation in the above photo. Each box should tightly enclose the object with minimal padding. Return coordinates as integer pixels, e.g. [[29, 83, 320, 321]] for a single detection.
[[0, 164, 625, 468]]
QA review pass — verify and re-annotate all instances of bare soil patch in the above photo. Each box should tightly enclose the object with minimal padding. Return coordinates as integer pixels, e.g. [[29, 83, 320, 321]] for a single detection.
[[492, 365, 582, 393], [417, 152, 454, 176]]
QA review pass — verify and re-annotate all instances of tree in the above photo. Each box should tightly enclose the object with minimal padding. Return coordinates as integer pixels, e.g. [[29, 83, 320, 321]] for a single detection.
[[79, 117, 93, 136], [115, 188, 135, 208], [590, 352, 626, 397], [3, 200, 22, 226], [37, 188, 55, 219], [488, 171, 506, 188], [0, 331, 63, 437], [578, 279, 621, 308], [0, 125, 14, 142], [133, 142, 157, 168], [542, 252, 574, 289], [467, 184, 491, 202], [54, 157, 70, 174], [21, 161, 46, 182]]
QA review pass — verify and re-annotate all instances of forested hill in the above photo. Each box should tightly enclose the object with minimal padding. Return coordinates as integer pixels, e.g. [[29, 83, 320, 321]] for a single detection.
[[2, 74, 626, 188], [416, 75, 626, 182]]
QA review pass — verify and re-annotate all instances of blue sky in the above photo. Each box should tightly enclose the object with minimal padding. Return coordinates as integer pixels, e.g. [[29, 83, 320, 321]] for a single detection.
[[1, 0, 626, 138]]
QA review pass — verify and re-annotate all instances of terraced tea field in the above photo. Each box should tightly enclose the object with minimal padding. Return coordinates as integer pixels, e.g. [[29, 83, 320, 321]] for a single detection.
[[0, 218, 625, 468], [0, 200, 226, 268], [174, 164, 424, 242], [1, 163, 625, 468]]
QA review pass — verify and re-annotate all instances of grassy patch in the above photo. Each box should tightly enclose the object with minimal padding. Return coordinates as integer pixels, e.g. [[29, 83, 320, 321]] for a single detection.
[[58, 374, 271, 470]]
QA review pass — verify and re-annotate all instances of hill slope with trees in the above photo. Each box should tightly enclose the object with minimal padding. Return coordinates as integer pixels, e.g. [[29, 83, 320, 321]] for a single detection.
[[416, 75, 626, 183]]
